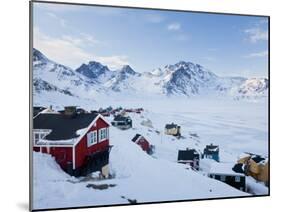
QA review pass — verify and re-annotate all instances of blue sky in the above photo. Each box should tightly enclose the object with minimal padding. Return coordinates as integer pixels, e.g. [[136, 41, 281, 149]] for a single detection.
[[33, 2, 269, 77]]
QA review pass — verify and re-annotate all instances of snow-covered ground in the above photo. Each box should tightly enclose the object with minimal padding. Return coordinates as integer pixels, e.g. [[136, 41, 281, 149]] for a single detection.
[[32, 96, 268, 210]]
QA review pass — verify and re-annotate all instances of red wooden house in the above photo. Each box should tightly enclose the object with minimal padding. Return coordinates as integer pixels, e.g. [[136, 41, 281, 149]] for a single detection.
[[131, 134, 154, 155], [33, 107, 111, 177]]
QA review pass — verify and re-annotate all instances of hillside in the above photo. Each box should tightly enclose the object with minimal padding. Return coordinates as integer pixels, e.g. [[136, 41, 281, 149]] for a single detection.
[[33, 99, 268, 209]]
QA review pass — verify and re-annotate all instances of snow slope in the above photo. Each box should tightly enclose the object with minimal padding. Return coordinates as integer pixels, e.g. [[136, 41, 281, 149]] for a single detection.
[[33, 98, 270, 209], [33, 131, 247, 210]]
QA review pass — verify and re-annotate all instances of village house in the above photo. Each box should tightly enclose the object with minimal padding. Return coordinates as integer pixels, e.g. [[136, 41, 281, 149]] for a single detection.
[[33, 106, 46, 117], [33, 106, 56, 117], [76, 107, 87, 114], [111, 114, 132, 130], [33, 106, 112, 177], [131, 134, 155, 155], [59, 107, 87, 115], [165, 123, 181, 137], [124, 109, 134, 113], [208, 162, 246, 192], [236, 154, 268, 186], [135, 108, 144, 114], [100, 111, 110, 117], [203, 144, 220, 162], [98, 107, 111, 117], [122, 107, 143, 114], [177, 148, 200, 170]]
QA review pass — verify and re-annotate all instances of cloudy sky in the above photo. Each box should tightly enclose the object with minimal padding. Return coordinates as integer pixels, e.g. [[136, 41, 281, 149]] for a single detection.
[[33, 2, 269, 77]]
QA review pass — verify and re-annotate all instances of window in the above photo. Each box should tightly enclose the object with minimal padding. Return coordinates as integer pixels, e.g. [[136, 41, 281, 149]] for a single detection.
[[235, 176, 240, 182], [87, 131, 97, 147], [33, 130, 50, 145], [34, 133, 40, 143], [99, 128, 108, 141], [220, 175, 226, 181]]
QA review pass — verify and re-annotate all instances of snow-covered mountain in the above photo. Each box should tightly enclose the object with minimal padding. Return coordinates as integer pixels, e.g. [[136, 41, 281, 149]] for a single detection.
[[33, 78, 75, 96], [104, 65, 141, 92], [237, 78, 268, 97], [33, 49, 93, 97], [76, 61, 112, 83], [160, 61, 219, 95], [32, 48, 268, 101]]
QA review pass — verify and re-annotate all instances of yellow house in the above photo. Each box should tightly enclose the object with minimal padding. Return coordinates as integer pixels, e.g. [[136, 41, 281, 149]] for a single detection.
[[165, 123, 181, 136], [237, 155, 268, 186]]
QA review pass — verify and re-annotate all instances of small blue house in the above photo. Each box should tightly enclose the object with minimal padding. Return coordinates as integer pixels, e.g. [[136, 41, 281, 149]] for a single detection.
[[203, 144, 219, 162]]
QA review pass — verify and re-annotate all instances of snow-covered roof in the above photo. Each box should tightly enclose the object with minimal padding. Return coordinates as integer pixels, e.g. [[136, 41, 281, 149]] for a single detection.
[[35, 128, 88, 146], [112, 115, 131, 122], [35, 138, 77, 146], [204, 144, 219, 153], [209, 163, 244, 176], [34, 113, 99, 140], [165, 123, 179, 129], [131, 134, 142, 142], [178, 149, 199, 161]]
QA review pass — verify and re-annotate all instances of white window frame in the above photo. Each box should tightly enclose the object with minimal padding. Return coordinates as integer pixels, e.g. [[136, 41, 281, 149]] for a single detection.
[[87, 130, 97, 147], [235, 176, 240, 182], [99, 128, 108, 142], [33, 129, 51, 145]]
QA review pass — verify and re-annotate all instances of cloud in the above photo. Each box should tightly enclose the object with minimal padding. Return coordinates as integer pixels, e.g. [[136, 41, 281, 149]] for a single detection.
[[34, 28, 129, 69], [61, 35, 84, 46], [96, 55, 129, 70], [144, 14, 165, 23], [244, 20, 268, 43], [244, 50, 268, 58], [167, 23, 181, 31], [46, 12, 67, 28], [34, 28, 93, 68], [245, 28, 268, 43], [79, 33, 101, 46], [46, 12, 101, 46]]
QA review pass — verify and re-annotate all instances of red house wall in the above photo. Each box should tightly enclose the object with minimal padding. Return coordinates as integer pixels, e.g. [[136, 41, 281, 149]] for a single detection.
[[137, 138, 150, 152], [33, 146, 73, 170], [75, 117, 109, 169]]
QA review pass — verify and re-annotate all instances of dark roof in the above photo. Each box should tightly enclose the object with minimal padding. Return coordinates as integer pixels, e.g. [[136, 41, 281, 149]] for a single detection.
[[33, 106, 46, 117], [204, 144, 219, 154], [33, 113, 99, 140], [113, 115, 131, 122], [76, 108, 87, 114], [132, 134, 142, 142], [165, 123, 179, 129], [252, 155, 265, 163], [232, 163, 244, 174], [178, 149, 199, 161]]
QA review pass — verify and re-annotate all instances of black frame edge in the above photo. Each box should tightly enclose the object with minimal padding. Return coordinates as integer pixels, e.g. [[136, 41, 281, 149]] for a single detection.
[[29, 1, 270, 211]]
